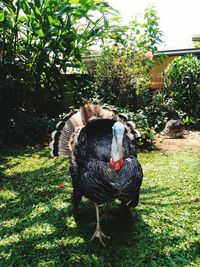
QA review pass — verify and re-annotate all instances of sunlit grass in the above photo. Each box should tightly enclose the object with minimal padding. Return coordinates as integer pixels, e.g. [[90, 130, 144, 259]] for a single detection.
[[0, 147, 199, 266]]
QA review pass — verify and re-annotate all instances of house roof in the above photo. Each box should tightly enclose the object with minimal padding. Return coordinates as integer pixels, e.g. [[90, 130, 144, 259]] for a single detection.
[[158, 31, 200, 56], [192, 34, 200, 41], [156, 48, 200, 57]]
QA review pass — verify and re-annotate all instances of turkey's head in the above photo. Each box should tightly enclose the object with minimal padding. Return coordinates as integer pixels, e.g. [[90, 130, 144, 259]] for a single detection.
[[110, 121, 125, 171]]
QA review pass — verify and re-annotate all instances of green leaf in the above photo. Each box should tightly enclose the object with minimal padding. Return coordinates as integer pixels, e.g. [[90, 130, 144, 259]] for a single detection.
[[69, 0, 79, 4], [36, 29, 45, 37], [103, 15, 109, 29], [185, 116, 189, 124], [21, 0, 31, 15], [48, 15, 53, 24], [3, 1, 16, 15], [0, 12, 5, 22]]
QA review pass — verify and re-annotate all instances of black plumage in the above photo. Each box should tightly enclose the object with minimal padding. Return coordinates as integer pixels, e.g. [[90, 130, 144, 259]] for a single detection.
[[50, 104, 143, 245], [71, 119, 143, 207]]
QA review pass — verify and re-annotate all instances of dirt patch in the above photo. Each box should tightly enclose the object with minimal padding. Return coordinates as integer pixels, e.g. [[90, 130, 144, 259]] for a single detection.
[[155, 131, 200, 152]]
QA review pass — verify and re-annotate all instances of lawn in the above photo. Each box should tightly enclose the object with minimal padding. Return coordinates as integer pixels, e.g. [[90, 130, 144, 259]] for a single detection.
[[0, 147, 199, 267]]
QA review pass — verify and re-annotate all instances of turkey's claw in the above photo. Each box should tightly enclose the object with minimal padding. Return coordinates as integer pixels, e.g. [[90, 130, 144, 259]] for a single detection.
[[90, 227, 111, 247]]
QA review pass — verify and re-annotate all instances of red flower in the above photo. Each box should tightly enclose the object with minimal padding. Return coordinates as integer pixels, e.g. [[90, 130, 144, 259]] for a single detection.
[[145, 51, 153, 60], [58, 183, 65, 189], [117, 59, 123, 65]]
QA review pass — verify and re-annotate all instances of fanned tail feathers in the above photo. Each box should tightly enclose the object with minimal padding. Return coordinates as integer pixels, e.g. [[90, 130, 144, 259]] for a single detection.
[[50, 104, 141, 157], [50, 110, 83, 157]]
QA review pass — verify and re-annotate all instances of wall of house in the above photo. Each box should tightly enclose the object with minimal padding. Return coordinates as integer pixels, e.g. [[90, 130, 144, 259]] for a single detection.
[[150, 56, 177, 92]]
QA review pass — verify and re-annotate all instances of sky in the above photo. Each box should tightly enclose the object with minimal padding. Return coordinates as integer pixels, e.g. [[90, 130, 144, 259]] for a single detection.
[[108, 0, 200, 50]]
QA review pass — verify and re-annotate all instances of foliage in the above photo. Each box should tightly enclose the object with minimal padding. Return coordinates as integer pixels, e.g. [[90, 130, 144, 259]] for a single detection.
[[163, 54, 200, 128], [120, 89, 184, 148], [144, 90, 186, 132], [0, 0, 113, 96], [118, 107, 156, 149], [0, 147, 199, 266], [130, 5, 163, 52], [1, 0, 113, 69], [0, 0, 115, 145], [104, 5, 163, 52], [0, 71, 94, 146], [94, 46, 152, 109], [64, 74, 95, 108], [0, 0, 113, 69], [93, 6, 163, 111], [0, 110, 59, 145], [192, 40, 200, 48]]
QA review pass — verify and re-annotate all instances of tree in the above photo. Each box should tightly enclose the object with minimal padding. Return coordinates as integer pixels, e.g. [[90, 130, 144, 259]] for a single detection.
[[103, 5, 163, 52], [93, 6, 163, 110], [0, 0, 117, 144], [0, 0, 117, 113]]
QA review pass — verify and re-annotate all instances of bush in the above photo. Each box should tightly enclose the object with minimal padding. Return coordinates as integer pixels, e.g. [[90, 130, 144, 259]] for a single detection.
[[91, 5, 165, 148], [93, 5, 163, 110], [0, 109, 59, 146], [94, 46, 152, 110], [145, 90, 186, 132], [131, 110, 156, 149], [163, 54, 200, 128]]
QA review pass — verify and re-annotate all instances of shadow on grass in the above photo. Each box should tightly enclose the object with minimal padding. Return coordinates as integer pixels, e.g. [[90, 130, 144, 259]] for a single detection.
[[0, 147, 199, 266]]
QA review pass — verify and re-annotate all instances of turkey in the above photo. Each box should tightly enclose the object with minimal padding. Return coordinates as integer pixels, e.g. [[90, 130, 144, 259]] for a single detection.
[[50, 103, 143, 246]]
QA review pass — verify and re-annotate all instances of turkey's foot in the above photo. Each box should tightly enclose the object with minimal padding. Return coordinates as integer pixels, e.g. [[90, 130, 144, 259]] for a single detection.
[[90, 226, 111, 247], [91, 203, 111, 246]]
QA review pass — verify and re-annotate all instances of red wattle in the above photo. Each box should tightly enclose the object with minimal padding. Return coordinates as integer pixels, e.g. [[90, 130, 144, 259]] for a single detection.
[[110, 158, 124, 171]]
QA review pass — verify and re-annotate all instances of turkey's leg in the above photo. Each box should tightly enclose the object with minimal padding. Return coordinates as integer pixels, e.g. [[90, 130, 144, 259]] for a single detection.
[[102, 203, 117, 223], [90, 203, 111, 246]]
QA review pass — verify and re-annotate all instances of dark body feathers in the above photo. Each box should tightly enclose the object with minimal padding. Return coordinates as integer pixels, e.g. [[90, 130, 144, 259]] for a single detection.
[[50, 104, 143, 209], [70, 119, 143, 207]]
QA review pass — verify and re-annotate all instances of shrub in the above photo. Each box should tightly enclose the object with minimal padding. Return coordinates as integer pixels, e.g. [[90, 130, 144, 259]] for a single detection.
[[131, 110, 156, 149], [163, 54, 200, 128], [0, 109, 58, 146], [94, 46, 152, 109], [146, 90, 186, 132], [93, 6, 163, 111]]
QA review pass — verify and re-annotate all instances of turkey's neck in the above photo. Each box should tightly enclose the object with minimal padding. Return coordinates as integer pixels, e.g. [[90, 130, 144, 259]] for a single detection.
[[110, 122, 125, 171], [111, 135, 123, 162]]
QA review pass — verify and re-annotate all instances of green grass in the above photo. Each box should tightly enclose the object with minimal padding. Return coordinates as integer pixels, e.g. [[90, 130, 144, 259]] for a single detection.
[[0, 147, 199, 267]]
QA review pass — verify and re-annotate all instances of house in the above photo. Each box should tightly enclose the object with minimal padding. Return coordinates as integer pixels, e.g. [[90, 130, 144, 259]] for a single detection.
[[82, 34, 200, 90], [151, 34, 200, 91]]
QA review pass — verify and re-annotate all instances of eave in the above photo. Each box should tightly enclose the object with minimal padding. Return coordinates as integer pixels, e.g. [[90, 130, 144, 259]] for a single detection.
[[156, 48, 200, 57]]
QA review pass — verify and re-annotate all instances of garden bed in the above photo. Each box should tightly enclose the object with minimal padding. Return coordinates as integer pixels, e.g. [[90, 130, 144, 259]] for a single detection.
[[156, 131, 200, 152]]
